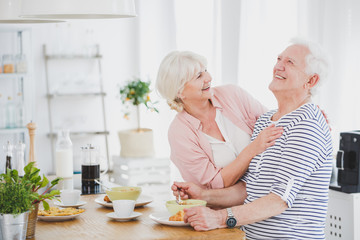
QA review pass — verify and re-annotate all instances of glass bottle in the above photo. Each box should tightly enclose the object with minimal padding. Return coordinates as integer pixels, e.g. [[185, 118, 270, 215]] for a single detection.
[[15, 141, 26, 176], [0, 93, 6, 129], [15, 92, 25, 128], [5, 96, 16, 128], [55, 130, 73, 178]]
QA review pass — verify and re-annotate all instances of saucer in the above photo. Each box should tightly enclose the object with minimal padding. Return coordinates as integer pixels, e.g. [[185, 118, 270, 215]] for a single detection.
[[54, 201, 87, 208], [106, 212, 142, 221]]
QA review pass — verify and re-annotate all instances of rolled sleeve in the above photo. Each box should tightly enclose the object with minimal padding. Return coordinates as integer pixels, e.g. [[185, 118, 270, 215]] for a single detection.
[[269, 120, 326, 208]]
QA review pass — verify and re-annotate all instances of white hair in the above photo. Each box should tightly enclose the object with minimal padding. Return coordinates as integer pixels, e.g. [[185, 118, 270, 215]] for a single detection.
[[290, 38, 330, 95], [156, 51, 207, 112]]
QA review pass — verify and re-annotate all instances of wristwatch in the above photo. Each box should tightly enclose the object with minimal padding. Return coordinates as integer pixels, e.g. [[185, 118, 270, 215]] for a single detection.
[[226, 208, 237, 228]]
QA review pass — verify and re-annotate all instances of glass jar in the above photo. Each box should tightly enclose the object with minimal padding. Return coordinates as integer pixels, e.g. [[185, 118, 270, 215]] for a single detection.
[[15, 54, 27, 73], [2, 54, 15, 74]]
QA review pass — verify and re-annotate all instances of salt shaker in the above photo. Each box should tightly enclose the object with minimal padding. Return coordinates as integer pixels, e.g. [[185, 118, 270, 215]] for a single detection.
[[15, 141, 26, 176]]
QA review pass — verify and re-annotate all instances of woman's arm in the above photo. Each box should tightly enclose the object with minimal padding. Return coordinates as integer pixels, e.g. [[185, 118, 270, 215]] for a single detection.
[[220, 124, 283, 187], [173, 181, 247, 208]]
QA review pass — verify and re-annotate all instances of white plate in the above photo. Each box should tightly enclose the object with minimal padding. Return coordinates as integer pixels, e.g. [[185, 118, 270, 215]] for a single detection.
[[38, 212, 83, 222], [149, 212, 190, 227], [54, 201, 87, 208], [95, 194, 153, 208], [106, 212, 142, 221]]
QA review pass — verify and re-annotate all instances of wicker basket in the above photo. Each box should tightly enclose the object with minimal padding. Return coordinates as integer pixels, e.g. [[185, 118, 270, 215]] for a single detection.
[[26, 202, 39, 239]]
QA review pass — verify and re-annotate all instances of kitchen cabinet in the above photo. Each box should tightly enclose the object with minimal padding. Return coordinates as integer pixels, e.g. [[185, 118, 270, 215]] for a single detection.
[[43, 44, 109, 173], [0, 29, 32, 173], [326, 189, 360, 239]]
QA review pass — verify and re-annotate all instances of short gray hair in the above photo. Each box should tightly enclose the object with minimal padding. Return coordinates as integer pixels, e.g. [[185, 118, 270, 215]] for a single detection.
[[290, 38, 330, 95], [156, 51, 207, 112]]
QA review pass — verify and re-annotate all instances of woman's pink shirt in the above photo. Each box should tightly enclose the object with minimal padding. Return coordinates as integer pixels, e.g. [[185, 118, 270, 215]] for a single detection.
[[168, 84, 267, 189]]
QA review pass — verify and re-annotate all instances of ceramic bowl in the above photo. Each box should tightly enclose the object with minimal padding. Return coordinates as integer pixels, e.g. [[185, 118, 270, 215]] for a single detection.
[[105, 186, 142, 201], [165, 199, 207, 216]]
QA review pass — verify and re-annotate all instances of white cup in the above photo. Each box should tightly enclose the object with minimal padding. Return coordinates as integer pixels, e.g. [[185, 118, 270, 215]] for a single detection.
[[60, 189, 81, 205], [113, 200, 135, 217]]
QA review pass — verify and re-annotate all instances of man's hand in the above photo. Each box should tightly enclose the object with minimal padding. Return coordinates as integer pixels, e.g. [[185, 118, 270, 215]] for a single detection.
[[184, 206, 225, 231], [171, 181, 205, 200]]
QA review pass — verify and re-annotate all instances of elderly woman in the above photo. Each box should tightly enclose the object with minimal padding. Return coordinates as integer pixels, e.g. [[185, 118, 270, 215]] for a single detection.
[[172, 39, 332, 239], [156, 51, 283, 189]]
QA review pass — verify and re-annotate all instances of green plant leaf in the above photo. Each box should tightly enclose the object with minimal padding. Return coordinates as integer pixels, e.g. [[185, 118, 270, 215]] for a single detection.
[[51, 177, 62, 186], [39, 175, 49, 188], [42, 200, 50, 211]]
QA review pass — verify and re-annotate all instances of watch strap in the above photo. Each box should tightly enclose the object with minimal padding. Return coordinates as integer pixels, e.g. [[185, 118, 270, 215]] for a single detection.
[[226, 208, 234, 217]]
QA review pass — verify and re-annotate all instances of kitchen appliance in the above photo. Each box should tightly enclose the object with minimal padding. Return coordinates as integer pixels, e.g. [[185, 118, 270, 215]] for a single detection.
[[331, 131, 360, 193]]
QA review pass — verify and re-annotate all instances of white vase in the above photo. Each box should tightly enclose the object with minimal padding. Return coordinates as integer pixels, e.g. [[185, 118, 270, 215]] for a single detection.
[[0, 211, 29, 240], [118, 128, 155, 158]]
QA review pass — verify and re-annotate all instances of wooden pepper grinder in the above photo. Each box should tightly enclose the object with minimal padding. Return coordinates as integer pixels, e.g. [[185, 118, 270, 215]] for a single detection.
[[26, 122, 37, 163]]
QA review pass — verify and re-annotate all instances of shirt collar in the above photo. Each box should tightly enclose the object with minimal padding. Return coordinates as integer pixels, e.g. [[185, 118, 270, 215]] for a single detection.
[[180, 91, 223, 130]]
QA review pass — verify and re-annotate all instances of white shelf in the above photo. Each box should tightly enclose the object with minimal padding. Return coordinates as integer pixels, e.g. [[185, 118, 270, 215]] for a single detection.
[[47, 131, 109, 138], [45, 54, 102, 60], [0, 73, 27, 79], [0, 127, 27, 134], [47, 92, 106, 98]]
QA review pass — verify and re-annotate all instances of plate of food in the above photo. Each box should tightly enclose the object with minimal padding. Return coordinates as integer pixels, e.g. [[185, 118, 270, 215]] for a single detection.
[[149, 211, 190, 227], [37, 207, 85, 222], [95, 194, 153, 208]]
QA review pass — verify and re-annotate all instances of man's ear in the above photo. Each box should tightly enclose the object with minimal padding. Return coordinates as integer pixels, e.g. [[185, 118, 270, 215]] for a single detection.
[[308, 74, 319, 88]]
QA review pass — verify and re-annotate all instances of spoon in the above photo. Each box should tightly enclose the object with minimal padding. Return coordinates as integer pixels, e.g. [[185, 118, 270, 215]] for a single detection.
[[94, 179, 111, 190], [176, 189, 183, 205]]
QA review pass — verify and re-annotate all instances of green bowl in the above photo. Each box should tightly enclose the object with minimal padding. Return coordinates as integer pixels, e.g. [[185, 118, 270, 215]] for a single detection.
[[166, 199, 207, 216], [105, 186, 142, 201]]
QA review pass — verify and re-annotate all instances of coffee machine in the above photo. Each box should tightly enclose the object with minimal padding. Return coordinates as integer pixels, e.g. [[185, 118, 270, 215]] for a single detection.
[[331, 131, 360, 193]]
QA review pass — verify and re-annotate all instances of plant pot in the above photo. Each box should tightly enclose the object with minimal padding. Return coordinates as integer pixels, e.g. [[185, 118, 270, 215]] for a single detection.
[[0, 211, 29, 240], [118, 128, 155, 158], [26, 202, 39, 239]]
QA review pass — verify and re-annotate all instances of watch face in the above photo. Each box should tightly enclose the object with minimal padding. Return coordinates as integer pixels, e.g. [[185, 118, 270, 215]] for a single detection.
[[226, 217, 237, 228]]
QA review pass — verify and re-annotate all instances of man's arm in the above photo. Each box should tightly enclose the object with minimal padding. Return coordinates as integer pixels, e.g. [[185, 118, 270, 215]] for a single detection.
[[232, 193, 287, 225], [184, 193, 288, 231]]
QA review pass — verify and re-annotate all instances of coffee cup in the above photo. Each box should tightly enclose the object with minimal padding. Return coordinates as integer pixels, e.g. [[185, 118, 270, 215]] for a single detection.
[[60, 189, 81, 205], [113, 200, 135, 217]]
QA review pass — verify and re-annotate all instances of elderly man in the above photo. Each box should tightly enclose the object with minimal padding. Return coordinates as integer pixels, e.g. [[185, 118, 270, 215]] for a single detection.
[[172, 39, 332, 239]]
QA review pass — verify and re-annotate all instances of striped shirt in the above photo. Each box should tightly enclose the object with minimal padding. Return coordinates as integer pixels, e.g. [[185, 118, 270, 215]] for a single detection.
[[241, 103, 333, 240]]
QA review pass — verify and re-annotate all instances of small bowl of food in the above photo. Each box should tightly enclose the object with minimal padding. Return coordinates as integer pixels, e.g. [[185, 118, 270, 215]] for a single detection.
[[105, 186, 142, 201], [166, 199, 207, 216]]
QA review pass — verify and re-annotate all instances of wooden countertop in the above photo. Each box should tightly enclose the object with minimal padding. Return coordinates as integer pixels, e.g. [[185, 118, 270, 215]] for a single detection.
[[31, 194, 246, 240]]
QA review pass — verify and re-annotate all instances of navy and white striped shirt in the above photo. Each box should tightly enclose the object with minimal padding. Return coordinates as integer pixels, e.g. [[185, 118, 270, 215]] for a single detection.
[[241, 103, 333, 240]]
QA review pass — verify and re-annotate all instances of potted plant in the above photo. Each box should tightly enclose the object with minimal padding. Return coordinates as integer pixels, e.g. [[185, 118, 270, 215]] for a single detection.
[[118, 77, 159, 157], [0, 163, 62, 238], [0, 169, 34, 240]]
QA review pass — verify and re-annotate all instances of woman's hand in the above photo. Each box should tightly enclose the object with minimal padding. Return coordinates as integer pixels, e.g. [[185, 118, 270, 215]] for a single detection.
[[184, 206, 225, 231], [171, 181, 205, 200], [250, 124, 283, 156]]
